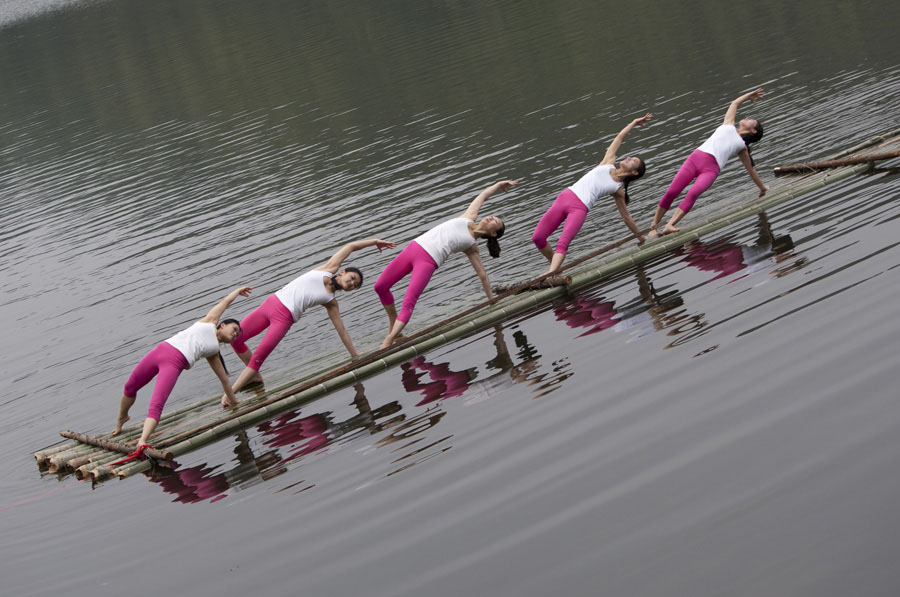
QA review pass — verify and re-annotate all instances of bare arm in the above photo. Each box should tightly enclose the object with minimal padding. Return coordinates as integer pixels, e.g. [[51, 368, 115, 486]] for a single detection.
[[460, 180, 518, 221], [200, 286, 252, 324], [324, 300, 358, 357], [464, 246, 494, 300], [601, 113, 653, 165], [737, 148, 769, 195], [320, 238, 396, 274], [207, 355, 238, 404], [613, 192, 645, 241], [724, 88, 764, 125]]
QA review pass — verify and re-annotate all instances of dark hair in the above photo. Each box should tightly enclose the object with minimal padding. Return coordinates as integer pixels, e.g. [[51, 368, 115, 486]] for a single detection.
[[332, 267, 364, 291], [485, 222, 505, 259], [620, 157, 646, 205], [740, 120, 764, 167], [216, 318, 241, 374]]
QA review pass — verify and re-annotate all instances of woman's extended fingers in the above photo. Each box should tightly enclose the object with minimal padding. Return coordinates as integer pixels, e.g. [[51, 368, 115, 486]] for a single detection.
[[498, 180, 518, 192], [238, 286, 253, 297]]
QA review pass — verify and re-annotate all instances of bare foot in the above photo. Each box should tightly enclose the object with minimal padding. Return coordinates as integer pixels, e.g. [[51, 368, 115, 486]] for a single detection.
[[661, 224, 681, 235], [647, 229, 659, 239], [112, 415, 130, 435], [221, 394, 239, 409]]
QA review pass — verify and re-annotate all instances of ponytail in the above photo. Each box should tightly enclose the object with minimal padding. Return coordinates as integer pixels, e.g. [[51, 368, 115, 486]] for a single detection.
[[741, 120, 764, 167], [486, 223, 505, 259], [620, 157, 647, 205]]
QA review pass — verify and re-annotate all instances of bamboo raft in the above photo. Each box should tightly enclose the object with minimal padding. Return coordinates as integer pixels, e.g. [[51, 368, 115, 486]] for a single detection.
[[35, 128, 900, 484]]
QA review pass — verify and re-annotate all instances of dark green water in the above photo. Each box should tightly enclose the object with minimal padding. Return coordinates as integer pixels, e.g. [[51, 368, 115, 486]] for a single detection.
[[2, 1, 899, 595]]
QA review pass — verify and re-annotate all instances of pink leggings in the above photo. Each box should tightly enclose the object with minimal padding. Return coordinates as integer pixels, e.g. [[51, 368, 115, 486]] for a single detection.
[[231, 294, 295, 371], [124, 341, 189, 421], [373, 241, 438, 324], [658, 150, 720, 214], [531, 189, 589, 255]]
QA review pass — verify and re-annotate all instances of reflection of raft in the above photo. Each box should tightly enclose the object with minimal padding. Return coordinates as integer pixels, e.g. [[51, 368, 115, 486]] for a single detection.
[[36, 129, 900, 483]]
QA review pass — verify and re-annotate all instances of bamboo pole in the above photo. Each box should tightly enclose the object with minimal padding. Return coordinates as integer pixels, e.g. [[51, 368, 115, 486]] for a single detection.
[[773, 151, 900, 175], [59, 430, 174, 461]]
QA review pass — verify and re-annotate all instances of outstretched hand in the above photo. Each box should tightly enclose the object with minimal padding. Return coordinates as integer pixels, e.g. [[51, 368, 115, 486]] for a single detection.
[[746, 88, 765, 103], [235, 286, 253, 297], [373, 239, 396, 252], [495, 180, 518, 192], [634, 113, 653, 126]]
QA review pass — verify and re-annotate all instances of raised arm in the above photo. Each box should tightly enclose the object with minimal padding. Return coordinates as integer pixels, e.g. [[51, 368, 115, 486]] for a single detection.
[[737, 149, 769, 196], [724, 88, 764, 125], [324, 300, 358, 357], [320, 238, 396, 274], [601, 113, 652, 165], [460, 180, 518, 221], [464, 245, 494, 300], [200, 286, 252, 324]]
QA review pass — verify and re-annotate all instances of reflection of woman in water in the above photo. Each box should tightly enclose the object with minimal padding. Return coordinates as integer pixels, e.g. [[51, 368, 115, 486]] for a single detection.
[[677, 213, 798, 281], [400, 325, 540, 405]]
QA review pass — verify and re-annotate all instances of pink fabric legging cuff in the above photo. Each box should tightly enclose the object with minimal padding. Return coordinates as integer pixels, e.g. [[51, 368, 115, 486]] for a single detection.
[[658, 149, 720, 214], [124, 341, 189, 421], [373, 241, 438, 324], [531, 189, 589, 255], [231, 294, 295, 371]]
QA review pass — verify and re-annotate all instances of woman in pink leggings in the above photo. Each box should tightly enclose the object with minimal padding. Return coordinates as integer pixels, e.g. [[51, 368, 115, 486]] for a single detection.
[[375, 179, 517, 348], [112, 285, 252, 449], [648, 88, 769, 237], [532, 113, 652, 274], [225, 238, 395, 403]]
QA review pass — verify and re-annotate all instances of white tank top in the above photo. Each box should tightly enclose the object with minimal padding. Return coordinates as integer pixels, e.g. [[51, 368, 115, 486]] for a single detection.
[[568, 164, 622, 210], [414, 217, 475, 267], [274, 269, 335, 322], [164, 321, 220, 369], [697, 124, 747, 170]]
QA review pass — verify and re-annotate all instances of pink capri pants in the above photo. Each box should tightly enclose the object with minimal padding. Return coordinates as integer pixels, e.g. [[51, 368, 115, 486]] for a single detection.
[[373, 241, 439, 324], [658, 149, 721, 214], [531, 189, 589, 255], [123, 341, 190, 421], [231, 294, 295, 371]]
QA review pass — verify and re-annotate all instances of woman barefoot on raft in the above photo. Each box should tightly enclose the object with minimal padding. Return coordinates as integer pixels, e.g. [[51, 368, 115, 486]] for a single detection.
[[225, 238, 395, 403], [647, 88, 768, 238], [112, 286, 252, 449], [375, 180, 517, 349], [532, 113, 652, 274]]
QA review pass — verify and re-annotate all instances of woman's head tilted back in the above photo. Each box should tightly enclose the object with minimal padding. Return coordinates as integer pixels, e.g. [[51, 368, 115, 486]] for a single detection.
[[620, 156, 647, 205]]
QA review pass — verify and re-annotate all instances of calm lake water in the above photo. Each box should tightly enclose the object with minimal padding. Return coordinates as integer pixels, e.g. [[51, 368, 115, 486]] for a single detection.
[[2, 0, 900, 595]]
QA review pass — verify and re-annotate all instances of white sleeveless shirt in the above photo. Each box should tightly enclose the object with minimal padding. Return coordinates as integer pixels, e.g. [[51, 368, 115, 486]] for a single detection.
[[165, 321, 220, 369], [697, 124, 747, 170], [414, 217, 475, 268], [568, 164, 622, 210], [274, 269, 335, 322]]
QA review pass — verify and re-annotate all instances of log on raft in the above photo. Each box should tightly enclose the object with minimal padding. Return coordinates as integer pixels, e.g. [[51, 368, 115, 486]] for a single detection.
[[59, 430, 174, 461], [773, 150, 900, 175], [492, 275, 573, 295]]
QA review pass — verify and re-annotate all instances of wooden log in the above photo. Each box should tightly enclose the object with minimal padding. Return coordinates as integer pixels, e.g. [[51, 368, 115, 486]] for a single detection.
[[59, 430, 174, 461], [773, 151, 900, 175], [493, 275, 573, 295]]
